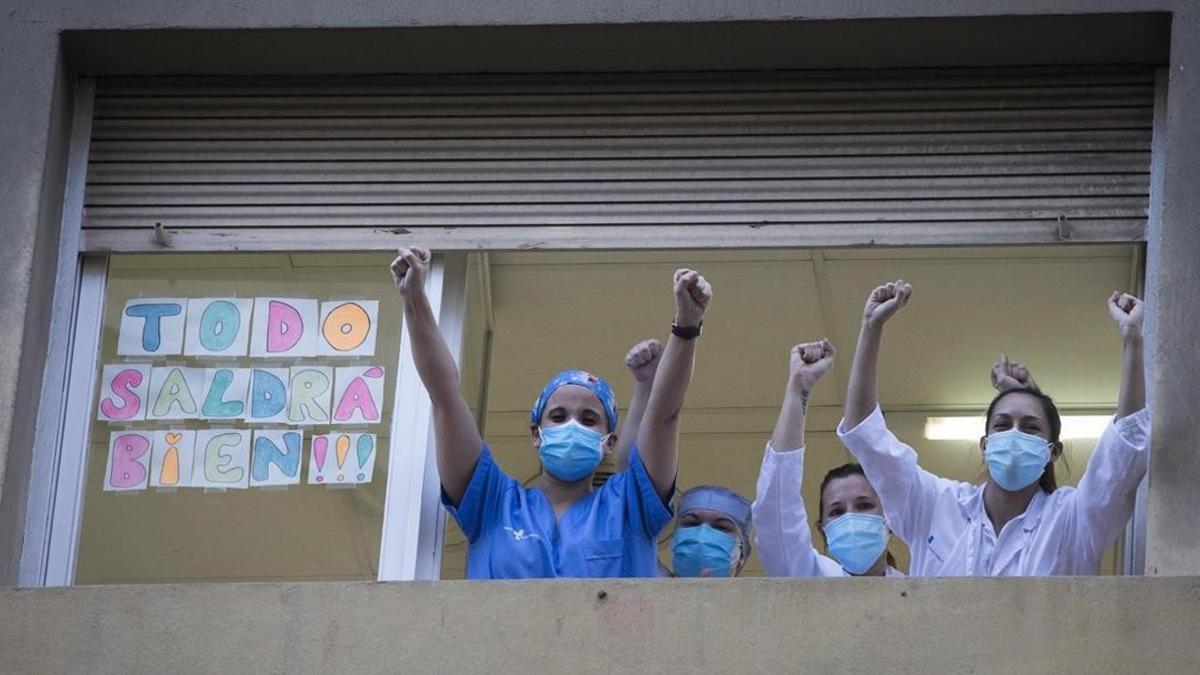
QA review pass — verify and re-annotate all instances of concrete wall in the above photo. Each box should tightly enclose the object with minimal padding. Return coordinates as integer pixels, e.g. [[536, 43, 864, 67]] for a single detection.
[[1144, 8, 1200, 577], [3, 578, 1200, 674], [2, 0, 1200, 585]]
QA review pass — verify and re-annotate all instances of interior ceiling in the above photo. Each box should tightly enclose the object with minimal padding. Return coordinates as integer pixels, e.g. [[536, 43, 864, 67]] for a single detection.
[[442, 244, 1139, 578]]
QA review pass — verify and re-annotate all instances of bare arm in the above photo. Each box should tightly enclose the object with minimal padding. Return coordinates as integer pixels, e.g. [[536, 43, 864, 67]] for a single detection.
[[637, 269, 713, 500], [1109, 292, 1146, 418], [771, 339, 835, 452], [844, 281, 911, 430], [390, 247, 484, 505], [615, 339, 662, 472]]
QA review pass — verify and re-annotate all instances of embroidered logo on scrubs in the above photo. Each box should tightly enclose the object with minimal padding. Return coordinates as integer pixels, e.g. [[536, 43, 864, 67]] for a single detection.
[[504, 527, 541, 542]]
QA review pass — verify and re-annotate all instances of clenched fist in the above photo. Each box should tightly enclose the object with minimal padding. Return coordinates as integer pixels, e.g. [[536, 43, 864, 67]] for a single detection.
[[991, 353, 1039, 393], [863, 280, 912, 327], [625, 339, 663, 385], [390, 246, 431, 299], [673, 269, 713, 328], [1108, 292, 1144, 338], [790, 339, 835, 391]]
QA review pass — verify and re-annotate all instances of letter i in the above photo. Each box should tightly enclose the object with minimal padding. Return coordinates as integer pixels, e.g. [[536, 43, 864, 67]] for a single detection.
[[161, 432, 182, 486]]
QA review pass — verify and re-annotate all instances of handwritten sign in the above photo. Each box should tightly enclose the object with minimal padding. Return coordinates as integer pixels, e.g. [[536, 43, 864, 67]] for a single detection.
[[308, 433, 377, 485], [149, 429, 197, 488], [97, 364, 152, 422], [184, 298, 254, 357], [118, 299, 186, 356], [97, 296, 385, 492]]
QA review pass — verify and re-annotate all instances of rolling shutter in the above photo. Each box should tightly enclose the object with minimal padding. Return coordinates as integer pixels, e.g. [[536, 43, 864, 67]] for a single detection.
[[83, 67, 1153, 249]]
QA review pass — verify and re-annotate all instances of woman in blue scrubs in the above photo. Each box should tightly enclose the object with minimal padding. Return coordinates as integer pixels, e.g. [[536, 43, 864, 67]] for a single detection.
[[390, 248, 713, 578]]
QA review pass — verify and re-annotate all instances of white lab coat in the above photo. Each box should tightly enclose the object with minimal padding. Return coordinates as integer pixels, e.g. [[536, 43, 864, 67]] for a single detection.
[[836, 405, 1151, 576], [753, 443, 904, 578]]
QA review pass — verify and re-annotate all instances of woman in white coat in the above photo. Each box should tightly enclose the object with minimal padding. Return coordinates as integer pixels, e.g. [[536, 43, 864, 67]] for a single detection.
[[837, 281, 1150, 576], [753, 339, 904, 577]]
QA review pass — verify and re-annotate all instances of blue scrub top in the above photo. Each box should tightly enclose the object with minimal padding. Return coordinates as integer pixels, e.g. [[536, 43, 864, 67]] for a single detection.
[[443, 444, 675, 579]]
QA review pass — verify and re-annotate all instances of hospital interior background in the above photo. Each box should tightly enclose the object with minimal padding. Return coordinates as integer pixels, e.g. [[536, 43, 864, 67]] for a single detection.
[[71, 246, 1137, 583]]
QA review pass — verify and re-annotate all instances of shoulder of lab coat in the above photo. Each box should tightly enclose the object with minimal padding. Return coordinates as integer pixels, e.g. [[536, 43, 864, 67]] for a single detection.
[[837, 404, 977, 548], [752, 442, 847, 578]]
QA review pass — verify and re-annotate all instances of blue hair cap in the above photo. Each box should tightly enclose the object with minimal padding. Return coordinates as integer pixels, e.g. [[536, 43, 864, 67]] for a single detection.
[[530, 369, 619, 433], [679, 485, 754, 554]]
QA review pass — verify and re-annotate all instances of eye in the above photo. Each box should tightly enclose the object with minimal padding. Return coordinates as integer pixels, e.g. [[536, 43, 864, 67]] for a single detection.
[[579, 413, 599, 427], [855, 501, 876, 512], [828, 507, 845, 518], [548, 410, 567, 423], [1020, 421, 1043, 434], [680, 514, 700, 526], [992, 420, 1012, 432]]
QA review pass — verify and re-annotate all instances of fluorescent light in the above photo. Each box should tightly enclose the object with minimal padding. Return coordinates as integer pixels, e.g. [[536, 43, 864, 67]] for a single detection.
[[1059, 416, 1113, 440], [924, 415, 1112, 441], [924, 416, 985, 440]]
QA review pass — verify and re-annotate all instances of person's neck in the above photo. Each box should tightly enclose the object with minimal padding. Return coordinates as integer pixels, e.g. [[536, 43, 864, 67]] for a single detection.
[[982, 479, 1041, 534], [538, 472, 594, 518]]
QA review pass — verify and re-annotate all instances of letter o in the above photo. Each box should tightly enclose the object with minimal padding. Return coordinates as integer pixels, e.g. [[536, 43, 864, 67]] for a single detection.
[[322, 302, 371, 352]]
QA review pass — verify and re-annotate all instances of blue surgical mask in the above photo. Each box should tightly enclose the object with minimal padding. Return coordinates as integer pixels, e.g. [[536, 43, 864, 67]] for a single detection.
[[538, 420, 606, 482], [824, 512, 889, 575], [985, 428, 1052, 492], [672, 524, 739, 577]]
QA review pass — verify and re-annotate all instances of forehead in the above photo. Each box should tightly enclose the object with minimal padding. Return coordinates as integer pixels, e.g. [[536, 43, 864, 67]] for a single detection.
[[543, 384, 604, 412], [680, 507, 739, 527], [989, 392, 1049, 423], [822, 474, 878, 504]]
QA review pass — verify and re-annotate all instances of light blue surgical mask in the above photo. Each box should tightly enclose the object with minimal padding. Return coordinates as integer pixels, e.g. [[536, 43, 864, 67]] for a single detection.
[[538, 420, 606, 482], [985, 428, 1052, 492], [824, 512, 889, 575], [671, 524, 739, 577]]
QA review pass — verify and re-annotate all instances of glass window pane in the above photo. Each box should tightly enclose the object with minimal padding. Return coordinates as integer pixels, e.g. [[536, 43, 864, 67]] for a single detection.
[[75, 252, 401, 584]]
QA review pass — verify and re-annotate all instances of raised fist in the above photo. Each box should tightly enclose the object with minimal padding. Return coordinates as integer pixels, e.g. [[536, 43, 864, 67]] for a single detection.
[[1107, 292, 1144, 337], [390, 246, 431, 298], [990, 353, 1039, 393], [863, 280, 912, 326], [790, 339, 835, 390], [673, 268, 713, 328], [625, 339, 663, 385]]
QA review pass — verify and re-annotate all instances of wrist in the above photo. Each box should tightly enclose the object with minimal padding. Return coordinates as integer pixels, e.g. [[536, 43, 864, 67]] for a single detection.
[[674, 313, 702, 329], [1121, 327, 1144, 343], [860, 317, 885, 335], [787, 373, 815, 393], [671, 320, 703, 340]]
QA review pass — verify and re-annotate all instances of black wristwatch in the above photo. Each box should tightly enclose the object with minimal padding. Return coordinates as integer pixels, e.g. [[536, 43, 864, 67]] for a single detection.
[[671, 321, 703, 340]]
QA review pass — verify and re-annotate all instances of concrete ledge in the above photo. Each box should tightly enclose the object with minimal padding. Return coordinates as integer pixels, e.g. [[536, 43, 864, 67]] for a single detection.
[[3, 577, 1199, 673]]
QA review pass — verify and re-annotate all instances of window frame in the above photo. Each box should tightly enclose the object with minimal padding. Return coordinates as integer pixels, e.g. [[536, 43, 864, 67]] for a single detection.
[[21, 66, 1168, 584]]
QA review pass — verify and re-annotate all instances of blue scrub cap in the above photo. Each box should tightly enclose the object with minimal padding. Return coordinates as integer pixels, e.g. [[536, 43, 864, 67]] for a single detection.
[[530, 369, 619, 433], [678, 485, 754, 555]]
